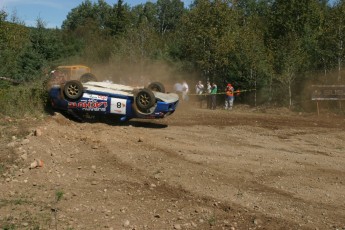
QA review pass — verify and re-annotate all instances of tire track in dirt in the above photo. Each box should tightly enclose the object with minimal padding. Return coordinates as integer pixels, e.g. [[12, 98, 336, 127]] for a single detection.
[[71, 112, 345, 229], [2, 107, 345, 229], [113, 117, 345, 229], [96, 133, 304, 229], [97, 124, 315, 228]]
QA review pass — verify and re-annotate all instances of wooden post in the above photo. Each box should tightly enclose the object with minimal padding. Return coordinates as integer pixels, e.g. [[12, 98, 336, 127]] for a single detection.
[[316, 101, 319, 116]]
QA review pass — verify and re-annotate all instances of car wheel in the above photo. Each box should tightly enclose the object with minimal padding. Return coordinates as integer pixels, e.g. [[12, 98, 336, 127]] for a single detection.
[[80, 73, 97, 83], [147, 82, 165, 93], [63, 80, 83, 100], [135, 88, 155, 111]]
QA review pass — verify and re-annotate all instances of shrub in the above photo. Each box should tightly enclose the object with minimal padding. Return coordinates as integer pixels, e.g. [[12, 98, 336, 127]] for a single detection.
[[0, 78, 49, 118]]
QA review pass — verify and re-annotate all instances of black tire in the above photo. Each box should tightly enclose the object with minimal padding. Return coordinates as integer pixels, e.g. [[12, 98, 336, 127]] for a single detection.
[[80, 73, 97, 83], [135, 88, 155, 111], [147, 82, 165, 93], [63, 80, 83, 100]]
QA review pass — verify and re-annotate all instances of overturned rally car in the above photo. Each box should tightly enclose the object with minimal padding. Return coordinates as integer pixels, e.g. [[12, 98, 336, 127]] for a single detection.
[[48, 80, 179, 122]]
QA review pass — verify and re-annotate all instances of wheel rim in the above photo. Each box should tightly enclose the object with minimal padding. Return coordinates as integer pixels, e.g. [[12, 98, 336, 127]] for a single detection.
[[67, 84, 79, 96], [138, 93, 151, 106]]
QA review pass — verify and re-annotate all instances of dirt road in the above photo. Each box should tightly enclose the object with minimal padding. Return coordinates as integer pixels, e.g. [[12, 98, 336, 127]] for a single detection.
[[1, 104, 345, 229]]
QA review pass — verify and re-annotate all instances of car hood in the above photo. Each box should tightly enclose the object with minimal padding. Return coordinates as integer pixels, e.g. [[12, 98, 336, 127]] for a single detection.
[[83, 81, 179, 103]]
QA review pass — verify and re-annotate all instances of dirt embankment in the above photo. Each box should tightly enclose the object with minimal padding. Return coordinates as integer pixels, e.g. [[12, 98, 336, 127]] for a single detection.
[[1, 105, 345, 229]]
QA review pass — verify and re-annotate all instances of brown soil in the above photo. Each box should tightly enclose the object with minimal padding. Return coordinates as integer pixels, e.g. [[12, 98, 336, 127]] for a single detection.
[[1, 104, 345, 230]]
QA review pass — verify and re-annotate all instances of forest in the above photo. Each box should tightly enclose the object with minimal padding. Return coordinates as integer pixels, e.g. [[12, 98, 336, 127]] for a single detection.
[[1, 0, 345, 113]]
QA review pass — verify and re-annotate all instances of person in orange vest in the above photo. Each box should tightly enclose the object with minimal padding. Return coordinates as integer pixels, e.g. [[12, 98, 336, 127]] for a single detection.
[[225, 83, 234, 110]]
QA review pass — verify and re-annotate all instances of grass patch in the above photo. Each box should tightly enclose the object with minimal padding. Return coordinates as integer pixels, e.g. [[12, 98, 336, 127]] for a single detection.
[[207, 206, 217, 227], [2, 223, 15, 230], [55, 190, 64, 202], [14, 198, 27, 205], [0, 198, 52, 229], [0, 163, 5, 174], [0, 77, 50, 144], [0, 198, 31, 206], [336, 146, 344, 150], [0, 78, 49, 118]]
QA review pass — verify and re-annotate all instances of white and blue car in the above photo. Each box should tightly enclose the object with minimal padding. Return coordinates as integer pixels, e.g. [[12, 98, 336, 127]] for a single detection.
[[48, 80, 179, 122]]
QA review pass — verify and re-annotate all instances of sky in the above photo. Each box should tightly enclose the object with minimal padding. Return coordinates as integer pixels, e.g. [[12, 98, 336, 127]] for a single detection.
[[0, 0, 194, 28]]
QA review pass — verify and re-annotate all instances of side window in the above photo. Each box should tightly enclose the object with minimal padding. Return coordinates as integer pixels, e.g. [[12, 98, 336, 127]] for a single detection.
[[76, 67, 88, 76]]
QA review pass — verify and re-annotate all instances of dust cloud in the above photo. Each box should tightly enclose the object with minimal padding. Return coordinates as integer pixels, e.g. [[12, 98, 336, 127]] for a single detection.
[[300, 69, 345, 113], [91, 60, 200, 92]]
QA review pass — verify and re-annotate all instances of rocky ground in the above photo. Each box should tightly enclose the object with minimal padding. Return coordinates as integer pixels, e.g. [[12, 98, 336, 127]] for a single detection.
[[1, 103, 345, 230]]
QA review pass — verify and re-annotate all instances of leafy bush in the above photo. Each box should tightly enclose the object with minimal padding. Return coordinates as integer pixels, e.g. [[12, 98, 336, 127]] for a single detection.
[[0, 78, 49, 118]]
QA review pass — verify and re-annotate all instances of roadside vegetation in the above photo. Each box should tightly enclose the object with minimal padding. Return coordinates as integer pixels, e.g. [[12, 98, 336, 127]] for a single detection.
[[0, 80, 48, 118], [1, 0, 345, 117]]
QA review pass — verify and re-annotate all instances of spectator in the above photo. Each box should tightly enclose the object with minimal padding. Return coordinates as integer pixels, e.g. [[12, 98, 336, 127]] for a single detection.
[[174, 82, 183, 99], [195, 81, 204, 94], [182, 81, 189, 101], [225, 83, 234, 110], [206, 81, 212, 109], [210, 82, 217, 110], [195, 80, 204, 108]]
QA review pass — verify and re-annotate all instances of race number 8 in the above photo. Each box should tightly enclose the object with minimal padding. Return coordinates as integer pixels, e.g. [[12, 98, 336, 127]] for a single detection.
[[110, 98, 126, 114]]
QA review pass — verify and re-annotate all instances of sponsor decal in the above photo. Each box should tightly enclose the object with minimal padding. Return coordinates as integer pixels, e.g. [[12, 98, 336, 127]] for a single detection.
[[83, 93, 108, 101], [68, 99, 108, 112]]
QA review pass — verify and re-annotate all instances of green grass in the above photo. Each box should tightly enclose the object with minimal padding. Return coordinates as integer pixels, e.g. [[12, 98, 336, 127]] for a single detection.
[[336, 146, 344, 150], [0, 163, 4, 174], [207, 207, 217, 226], [14, 198, 26, 205], [0, 198, 31, 206], [0, 198, 52, 229], [2, 223, 15, 230], [55, 190, 64, 202], [0, 78, 49, 118]]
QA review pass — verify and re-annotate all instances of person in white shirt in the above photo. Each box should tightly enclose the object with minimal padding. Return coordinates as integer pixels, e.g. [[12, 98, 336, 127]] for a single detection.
[[195, 81, 204, 108], [182, 81, 189, 101], [195, 81, 204, 94], [206, 81, 211, 109]]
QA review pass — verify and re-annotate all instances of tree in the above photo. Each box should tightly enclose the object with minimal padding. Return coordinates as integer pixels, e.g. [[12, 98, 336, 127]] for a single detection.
[[62, 0, 96, 30], [0, 9, 7, 22], [156, 0, 185, 35], [61, 0, 117, 63], [233, 0, 272, 106], [266, 0, 327, 106], [304, 0, 335, 80], [274, 35, 308, 107], [30, 18, 63, 62], [0, 20, 29, 79], [95, 0, 112, 31], [180, 0, 235, 82], [112, 14, 161, 76], [106, 0, 131, 36], [330, 0, 345, 82]]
